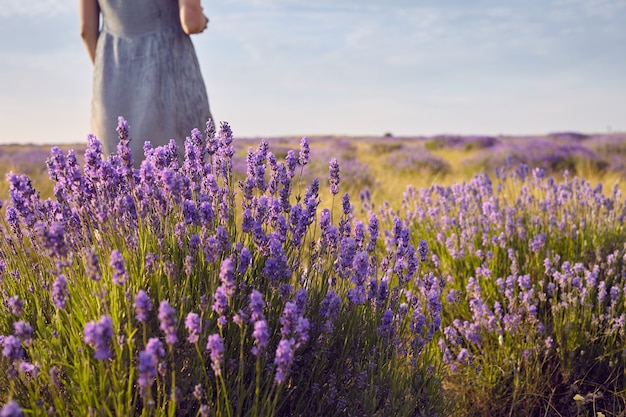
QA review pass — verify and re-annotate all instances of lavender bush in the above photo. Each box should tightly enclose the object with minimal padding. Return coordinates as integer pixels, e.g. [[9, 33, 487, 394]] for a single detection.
[[0, 119, 445, 416], [391, 165, 626, 416]]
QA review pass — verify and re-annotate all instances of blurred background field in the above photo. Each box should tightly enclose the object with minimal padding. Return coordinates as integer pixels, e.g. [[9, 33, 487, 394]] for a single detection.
[[1, 131, 625, 205]]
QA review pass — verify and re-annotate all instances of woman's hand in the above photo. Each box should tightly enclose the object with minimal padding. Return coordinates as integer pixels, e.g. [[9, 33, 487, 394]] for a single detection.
[[179, 0, 209, 35]]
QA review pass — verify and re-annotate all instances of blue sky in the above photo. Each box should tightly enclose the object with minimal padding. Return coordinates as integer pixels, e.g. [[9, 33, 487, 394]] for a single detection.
[[0, 0, 625, 144]]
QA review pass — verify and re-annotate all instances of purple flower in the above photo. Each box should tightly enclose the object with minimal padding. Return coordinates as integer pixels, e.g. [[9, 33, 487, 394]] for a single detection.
[[0, 400, 23, 417], [52, 274, 69, 309], [329, 158, 340, 195], [212, 286, 229, 317], [110, 250, 128, 286], [298, 136, 310, 166], [84, 315, 114, 360], [134, 290, 152, 323], [145, 337, 165, 362], [378, 309, 394, 338], [286, 150, 297, 177], [320, 290, 341, 333], [185, 312, 202, 344], [158, 301, 178, 345], [274, 338, 295, 384], [206, 333, 224, 376], [263, 236, 291, 287], [137, 350, 157, 394], [418, 239, 428, 262], [366, 213, 379, 252], [85, 250, 102, 281], [7, 296, 23, 317], [13, 321, 33, 347], [252, 319, 269, 356], [249, 290, 265, 322], [35, 221, 68, 258], [2, 335, 24, 362], [238, 247, 252, 274], [219, 257, 236, 298]]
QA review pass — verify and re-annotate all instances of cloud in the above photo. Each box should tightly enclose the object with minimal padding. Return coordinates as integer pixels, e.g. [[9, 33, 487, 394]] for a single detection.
[[0, 0, 74, 17]]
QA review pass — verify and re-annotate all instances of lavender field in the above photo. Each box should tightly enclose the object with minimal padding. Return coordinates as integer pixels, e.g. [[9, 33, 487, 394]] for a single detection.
[[1, 122, 625, 416]]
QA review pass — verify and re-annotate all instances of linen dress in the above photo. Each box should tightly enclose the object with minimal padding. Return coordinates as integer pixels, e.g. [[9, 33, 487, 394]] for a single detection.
[[91, 0, 213, 165]]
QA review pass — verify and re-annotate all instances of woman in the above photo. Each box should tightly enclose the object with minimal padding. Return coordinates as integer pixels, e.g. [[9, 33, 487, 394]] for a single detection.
[[79, 0, 214, 165]]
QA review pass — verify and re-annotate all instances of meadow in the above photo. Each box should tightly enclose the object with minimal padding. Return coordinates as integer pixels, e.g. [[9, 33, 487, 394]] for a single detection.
[[0, 121, 625, 416]]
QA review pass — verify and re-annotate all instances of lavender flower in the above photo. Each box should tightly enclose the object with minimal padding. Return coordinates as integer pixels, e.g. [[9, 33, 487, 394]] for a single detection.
[[52, 274, 69, 309], [206, 333, 224, 376], [134, 290, 152, 323], [83, 315, 114, 360], [13, 321, 33, 347], [298, 136, 310, 166], [85, 250, 102, 281], [0, 400, 23, 417], [145, 337, 165, 362], [212, 286, 229, 317], [185, 312, 201, 344], [274, 338, 295, 384], [2, 335, 24, 362], [218, 257, 236, 297], [137, 350, 157, 394], [320, 290, 341, 333], [158, 301, 178, 345], [249, 290, 265, 322], [109, 250, 128, 286], [252, 319, 269, 356], [7, 296, 23, 317], [329, 157, 340, 195]]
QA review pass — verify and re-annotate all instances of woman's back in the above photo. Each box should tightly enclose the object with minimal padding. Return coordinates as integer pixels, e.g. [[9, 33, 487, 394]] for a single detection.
[[99, 0, 180, 37]]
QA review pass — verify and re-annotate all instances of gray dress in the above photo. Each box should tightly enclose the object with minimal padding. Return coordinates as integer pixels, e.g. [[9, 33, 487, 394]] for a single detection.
[[91, 0, 213, 164]]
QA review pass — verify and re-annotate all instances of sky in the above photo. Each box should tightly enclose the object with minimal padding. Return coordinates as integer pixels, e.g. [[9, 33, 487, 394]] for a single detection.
[[0, 0, 625, 145]]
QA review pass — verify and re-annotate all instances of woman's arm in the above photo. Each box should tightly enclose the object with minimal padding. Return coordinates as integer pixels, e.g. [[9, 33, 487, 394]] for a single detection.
[[179, 0, 209, 35], [79, 0, 100, 64]]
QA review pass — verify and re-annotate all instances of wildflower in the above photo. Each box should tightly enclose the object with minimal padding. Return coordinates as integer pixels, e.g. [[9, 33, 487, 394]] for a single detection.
[[18, 361, 39, 376], [36, 221, 68, 258], [7, 296, 23, 317], [134, 290, 152, 323], [158, 301, 178, 345], [193, 384, 204, 401], [274, 338, 295, 384], [52, 274, 69, 309], [2, 335, 24, 362], [110, 250, 128, 286], [13, 321, 33, 347], [329, 157, 340, 195], [418, 239, 428, 262], [206, 333, 224, 376], [218, 257, 236, 297], [298, 136, 310, 166], [238, 246, 251, 274], [251, 319, 269, 356], [0, 400, 23, 417], [378, 309, 394, 338], [249, 290, 265, 322], [573, 394, 585, 403], [185, 312, 201, 344], [263, 236, 291, 287], [137, 350, 157, 394], [212, 286, 229, 316], [83, 315, 114, 360], [320, 290, 341, 333], [84, 250, 102, 281], [342, 193, 352, 216], [145, 338, 165, 362]]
